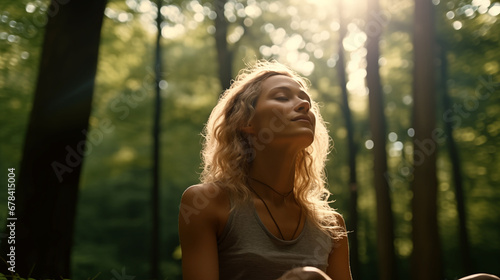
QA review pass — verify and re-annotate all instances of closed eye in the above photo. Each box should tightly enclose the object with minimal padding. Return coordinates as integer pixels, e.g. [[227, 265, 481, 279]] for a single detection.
[[275, 96, 289, 101]]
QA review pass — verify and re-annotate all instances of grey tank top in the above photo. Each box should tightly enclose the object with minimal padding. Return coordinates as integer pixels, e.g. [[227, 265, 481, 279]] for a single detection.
[[217, 200, 332, 280]]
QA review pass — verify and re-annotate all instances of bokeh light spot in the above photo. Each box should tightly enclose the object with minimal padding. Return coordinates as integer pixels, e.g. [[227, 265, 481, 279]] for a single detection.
[[26, 3, 36, 13], [489, 3, 500, 16], [452, 21, 463, 30], [388, 132, 398, 142], [365, 140, 374, 150]]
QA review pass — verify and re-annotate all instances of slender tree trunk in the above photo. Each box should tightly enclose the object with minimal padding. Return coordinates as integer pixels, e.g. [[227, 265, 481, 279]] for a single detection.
[[214, 0, 233, 91], [0, 0, 107, 277], [336, 1, 360, 279], [438, 44, 472, 276], [151, 0, 163, 279], [365, 0, 398, 279], [411, 1, 442, 280]]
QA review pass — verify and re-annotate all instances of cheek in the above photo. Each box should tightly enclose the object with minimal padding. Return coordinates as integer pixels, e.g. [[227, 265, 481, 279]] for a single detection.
[[311, 113, 317, 127], [248, 111, 270, 132]]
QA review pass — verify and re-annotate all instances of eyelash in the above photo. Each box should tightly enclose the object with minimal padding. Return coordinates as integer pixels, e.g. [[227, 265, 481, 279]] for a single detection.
[[274, 95, 311, 104]]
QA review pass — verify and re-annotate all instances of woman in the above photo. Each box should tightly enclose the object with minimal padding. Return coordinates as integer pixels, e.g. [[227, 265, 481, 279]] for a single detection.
[[179, 60, 352, 280]]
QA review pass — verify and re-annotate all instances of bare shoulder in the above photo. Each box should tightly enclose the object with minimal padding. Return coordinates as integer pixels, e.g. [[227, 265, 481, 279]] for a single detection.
[[333, 212, 346, 228], [323, 211, 346, 229], [179, 183, 230, 236], [181, 183, 229, 208], [329, 212, 348, 248]]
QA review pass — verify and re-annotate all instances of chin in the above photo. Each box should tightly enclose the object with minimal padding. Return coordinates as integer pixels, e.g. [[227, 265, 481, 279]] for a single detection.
[[296, 134, 315, 149]]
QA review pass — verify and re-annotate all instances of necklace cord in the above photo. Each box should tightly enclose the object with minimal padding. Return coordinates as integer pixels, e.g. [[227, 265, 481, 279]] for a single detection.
[[249, 184, 302, 241], [249, 177, 294, 198]]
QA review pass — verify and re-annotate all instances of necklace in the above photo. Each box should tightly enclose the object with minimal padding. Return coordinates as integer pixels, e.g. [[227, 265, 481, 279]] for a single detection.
[[249, 185, 302, 241], [249, 177, 294, 198]]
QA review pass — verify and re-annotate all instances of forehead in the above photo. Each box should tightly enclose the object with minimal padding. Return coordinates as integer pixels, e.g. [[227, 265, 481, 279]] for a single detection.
[[260, 75, 307, 94]]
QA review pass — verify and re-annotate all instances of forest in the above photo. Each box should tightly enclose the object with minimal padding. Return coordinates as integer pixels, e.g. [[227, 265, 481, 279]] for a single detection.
[[0, 0, 499, 279]]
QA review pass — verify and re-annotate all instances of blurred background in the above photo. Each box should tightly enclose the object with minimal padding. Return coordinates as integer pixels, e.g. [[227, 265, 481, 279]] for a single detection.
[[0, 0, 499, 279]]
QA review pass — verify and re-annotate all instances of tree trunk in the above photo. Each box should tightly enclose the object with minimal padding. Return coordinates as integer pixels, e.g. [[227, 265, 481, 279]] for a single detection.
[[214, 0, 233, 91], [365, 0, 398, 279], [0, 0, 107, 277], [151, 0, 163, 279], [411, 1, 442, 280], [438, 44, 473, 276], [336, 1, 360, 279]]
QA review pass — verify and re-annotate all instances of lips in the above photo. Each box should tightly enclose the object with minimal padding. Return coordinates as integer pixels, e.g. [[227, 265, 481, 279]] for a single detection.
[[291, 115, 312, 124]]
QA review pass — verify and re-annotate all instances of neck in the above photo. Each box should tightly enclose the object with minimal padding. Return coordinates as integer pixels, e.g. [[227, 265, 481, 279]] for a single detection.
[[248, 145, 298, 199]]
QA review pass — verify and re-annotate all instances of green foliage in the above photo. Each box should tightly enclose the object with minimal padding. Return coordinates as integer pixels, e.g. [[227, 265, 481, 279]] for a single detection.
[[0, 0, 46, 182], [0, 0, 498, 279]]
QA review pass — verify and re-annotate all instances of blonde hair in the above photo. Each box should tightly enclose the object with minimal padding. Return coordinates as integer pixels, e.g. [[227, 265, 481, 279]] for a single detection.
[[200, 60, 346, 241]]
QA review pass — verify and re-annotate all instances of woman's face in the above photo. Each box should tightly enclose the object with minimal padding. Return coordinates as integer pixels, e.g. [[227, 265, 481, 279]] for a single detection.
[[244, 75, 316, 148]]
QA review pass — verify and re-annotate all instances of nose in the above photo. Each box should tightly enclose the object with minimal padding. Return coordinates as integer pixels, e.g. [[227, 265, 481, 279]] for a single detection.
[[294, 98, 310, 113]]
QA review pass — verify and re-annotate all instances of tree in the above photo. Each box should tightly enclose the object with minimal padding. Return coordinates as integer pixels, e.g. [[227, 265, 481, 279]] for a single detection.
[[151, 0, 163, 279], [365, 0, 397, 279], [411, 1, 442, 279], [0, 0, 108, 277], [438, 42, 472, 276], [214, 0, 233, 90], [335, 0, 360, 278]]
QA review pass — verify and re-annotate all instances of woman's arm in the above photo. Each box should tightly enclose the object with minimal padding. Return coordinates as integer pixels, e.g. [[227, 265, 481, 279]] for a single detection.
[[178, 184, 227, 280], [325, 215, 352, 280]]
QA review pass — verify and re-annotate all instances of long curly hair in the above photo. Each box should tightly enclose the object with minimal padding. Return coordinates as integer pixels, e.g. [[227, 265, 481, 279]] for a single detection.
[[200, 60, 346, 241]]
